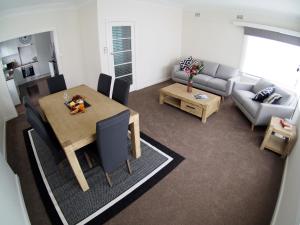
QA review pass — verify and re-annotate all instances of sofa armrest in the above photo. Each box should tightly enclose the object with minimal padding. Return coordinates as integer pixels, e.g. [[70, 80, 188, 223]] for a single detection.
[[172, 65, 180, 78], [226, 76, 240, 95], [255, 103, 295, 125], [233, 82, 254, 91]]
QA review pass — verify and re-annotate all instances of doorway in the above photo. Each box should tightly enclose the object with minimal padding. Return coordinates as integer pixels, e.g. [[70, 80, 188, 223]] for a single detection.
[[107, 22, 136, 91], [0, 31, 60, 114]]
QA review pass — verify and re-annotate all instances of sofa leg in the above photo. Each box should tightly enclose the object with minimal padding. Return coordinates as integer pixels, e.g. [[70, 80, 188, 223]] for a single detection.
[[221, 96, 225, 102], [251, 124, 255, 131]]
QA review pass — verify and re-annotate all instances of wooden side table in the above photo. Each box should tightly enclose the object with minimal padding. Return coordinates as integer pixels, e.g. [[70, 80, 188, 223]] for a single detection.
[[260, 117, 297, 157]]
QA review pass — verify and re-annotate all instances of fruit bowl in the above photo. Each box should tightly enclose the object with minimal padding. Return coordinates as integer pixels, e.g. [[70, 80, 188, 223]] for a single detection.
[[65, 95, 91, 114]]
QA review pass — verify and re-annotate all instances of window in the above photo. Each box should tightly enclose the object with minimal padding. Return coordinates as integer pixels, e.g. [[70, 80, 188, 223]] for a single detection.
[[241, 35, 300, 90]]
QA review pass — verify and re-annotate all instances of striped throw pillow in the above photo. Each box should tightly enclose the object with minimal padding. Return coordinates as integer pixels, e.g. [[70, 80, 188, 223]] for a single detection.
[[263, 93, 282, 104]]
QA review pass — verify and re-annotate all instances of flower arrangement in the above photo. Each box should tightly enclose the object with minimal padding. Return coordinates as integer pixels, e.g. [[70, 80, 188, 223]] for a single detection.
[[184, 63, 204, 82], [184, 62, 204, 92]]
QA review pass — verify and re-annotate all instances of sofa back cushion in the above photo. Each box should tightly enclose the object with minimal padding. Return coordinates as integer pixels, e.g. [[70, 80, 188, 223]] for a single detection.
[[201, 61, 219, 77], [252, 79, 274, 93], [274, 86, 294, 105], [215, 64, 239, 80]]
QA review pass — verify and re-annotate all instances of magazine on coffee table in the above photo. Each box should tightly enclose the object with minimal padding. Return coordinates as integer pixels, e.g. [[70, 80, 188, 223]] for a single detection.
[[194, 93, 208, 100]]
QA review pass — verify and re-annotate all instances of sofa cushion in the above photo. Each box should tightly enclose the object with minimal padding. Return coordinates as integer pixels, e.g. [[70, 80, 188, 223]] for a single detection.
[[201, 61, 219, 77], [274, 86, 293, 105], [233, 90, 259, 117], [252, 87, 275, 102], [193, 74, 213, 85], [174, 70, 188, 81], [252, 79, 274, 93], [243, 98, 260, 117], [215, 64, 239, 80], [233, 90, 256, 104], [206, 78, 227, 92]]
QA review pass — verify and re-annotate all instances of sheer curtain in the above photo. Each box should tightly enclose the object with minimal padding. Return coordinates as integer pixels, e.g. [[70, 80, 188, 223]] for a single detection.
[[241, 35, 300, 91]]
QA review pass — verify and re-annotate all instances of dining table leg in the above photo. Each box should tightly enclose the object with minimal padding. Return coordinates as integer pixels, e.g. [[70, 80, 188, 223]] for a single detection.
[[129, 113, 141, 158], [65, 150, 90, 192]]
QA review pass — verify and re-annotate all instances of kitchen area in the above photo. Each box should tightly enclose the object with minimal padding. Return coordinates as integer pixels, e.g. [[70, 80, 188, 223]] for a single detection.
[[0, 31, 59, 113]]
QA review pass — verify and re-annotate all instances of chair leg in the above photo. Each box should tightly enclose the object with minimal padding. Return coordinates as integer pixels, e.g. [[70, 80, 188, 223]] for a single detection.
[[126, 160, 132, 174], [84, 152, 93, 169], [105, 172, 112, 187]]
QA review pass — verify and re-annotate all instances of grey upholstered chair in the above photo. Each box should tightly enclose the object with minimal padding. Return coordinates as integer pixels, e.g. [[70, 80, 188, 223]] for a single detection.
[[97, 73, 112, 97], [96, 110, 132, 187], [232, 79, 297, 130], [47, 75, 67, 94], [25, 107, 65, 164], [112, 78, 130, 106]]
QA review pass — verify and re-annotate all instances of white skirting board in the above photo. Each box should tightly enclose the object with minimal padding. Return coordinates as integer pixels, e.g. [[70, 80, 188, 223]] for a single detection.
[[15, 174, 31, 225]]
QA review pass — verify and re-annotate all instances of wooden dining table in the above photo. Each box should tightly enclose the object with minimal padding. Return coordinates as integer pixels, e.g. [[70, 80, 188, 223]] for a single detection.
[[39, 84, 141, 192]]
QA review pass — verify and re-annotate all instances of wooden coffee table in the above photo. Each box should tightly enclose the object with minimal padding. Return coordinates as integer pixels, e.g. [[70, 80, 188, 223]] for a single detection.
[[159, 83, 221, 123]]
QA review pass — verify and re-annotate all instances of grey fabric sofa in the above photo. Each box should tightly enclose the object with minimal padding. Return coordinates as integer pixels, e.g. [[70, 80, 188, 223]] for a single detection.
[[172, 60, 240, 97], [232, 79, 297, 129]]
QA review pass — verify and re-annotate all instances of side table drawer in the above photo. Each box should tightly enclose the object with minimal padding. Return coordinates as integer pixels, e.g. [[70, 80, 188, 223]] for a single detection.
[[180, 101, 202, 117]]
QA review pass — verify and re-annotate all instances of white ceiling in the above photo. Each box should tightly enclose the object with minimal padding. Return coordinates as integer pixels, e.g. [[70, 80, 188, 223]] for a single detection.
[[0, 0, 80, 12], [0, 0, 300, 16], [148, 0, 300, 16]]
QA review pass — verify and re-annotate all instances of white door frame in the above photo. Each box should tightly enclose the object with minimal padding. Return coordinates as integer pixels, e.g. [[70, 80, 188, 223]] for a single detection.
[[106, 20, 137, 91]]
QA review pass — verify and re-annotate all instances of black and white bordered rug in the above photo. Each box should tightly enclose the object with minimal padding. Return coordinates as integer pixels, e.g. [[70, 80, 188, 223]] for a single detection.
[[24, 129, 184, 225]]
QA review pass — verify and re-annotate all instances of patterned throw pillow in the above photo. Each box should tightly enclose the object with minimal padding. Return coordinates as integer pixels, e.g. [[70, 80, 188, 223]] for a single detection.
[[263, 93, 282, 104], [179, 56, 194, 70], [252, 87, 275, 102]]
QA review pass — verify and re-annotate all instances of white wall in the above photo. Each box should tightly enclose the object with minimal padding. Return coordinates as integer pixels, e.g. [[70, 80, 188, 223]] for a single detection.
[[78, 0, 101, 90], [271, 111, 300, 225], [182, 9, 300, 68], [0, 153, 31, 225], [97, 0, 182, 90]]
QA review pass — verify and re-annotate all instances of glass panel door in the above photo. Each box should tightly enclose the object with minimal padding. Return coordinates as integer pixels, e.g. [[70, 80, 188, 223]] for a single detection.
[[111, 25, 133, 85]]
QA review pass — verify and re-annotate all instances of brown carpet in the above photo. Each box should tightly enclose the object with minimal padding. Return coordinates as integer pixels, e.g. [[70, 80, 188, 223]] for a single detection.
[[6, 80, 284, 225]]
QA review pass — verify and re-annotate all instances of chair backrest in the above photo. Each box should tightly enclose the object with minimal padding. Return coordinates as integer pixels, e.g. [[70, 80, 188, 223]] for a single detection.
[[25, 107, 64, 164], [23, 96, 44, 122], [96, 110, 130, 173], [47, 75, 67, 94], [97, 73, 112, 97], [112, 79, 130, 105]]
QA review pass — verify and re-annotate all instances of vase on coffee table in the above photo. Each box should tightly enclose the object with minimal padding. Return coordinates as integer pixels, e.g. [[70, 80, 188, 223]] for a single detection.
[[187, 79, 193, 93]]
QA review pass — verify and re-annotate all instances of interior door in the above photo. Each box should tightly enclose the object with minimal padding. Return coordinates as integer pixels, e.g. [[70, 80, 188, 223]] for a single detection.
[[107, 22, 136, 91]]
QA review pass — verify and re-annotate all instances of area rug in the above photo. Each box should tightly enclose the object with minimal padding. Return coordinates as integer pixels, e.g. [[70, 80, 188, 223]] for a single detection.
[[24, 128, 184, 225]]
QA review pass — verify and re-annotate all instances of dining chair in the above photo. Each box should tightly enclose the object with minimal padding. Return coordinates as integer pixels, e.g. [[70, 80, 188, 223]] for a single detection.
[[96, 110, 132, 187], [23, 96, 44, 122], [47, 75, 67, 94], [97, 73, 112, 97], [112, 78, 130, 106], [25, 107, 65, 164]]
